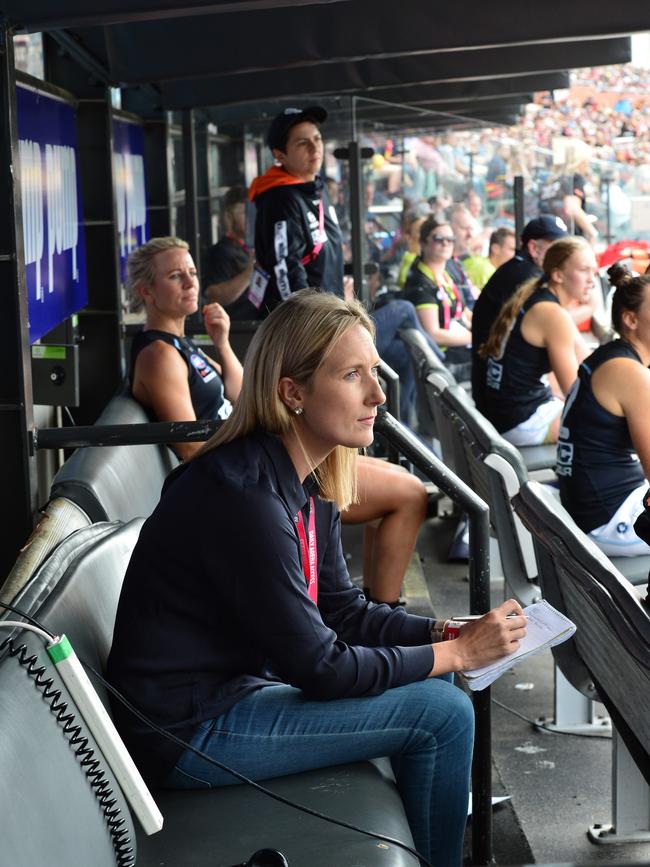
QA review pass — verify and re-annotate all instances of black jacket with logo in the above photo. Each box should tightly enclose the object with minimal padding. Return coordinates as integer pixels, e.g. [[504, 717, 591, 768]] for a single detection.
[[251, 169, 344, 314]]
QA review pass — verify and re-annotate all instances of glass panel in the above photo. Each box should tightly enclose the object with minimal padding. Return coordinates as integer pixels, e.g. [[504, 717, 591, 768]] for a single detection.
[[350, 85, 650, 305]]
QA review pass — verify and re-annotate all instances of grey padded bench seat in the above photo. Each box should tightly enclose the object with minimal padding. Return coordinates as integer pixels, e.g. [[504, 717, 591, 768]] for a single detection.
[[398, 327, 557, 473], [513, 480, 650, 842], [50, 387, 179, 523], [1, 519, 418, 867], [430, 375, 650, 592]]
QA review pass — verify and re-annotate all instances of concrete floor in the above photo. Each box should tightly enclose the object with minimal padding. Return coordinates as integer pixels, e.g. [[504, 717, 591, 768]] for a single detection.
[[342, 510, 650, 866], [417, 513, 650, 867]]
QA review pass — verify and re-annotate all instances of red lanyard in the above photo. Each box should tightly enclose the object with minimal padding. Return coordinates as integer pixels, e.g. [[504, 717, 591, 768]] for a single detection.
[[300, 199, 325, 266], [226, 232, 251, 256], [295, 496, 318, 604], [437, 278, 462, 330]]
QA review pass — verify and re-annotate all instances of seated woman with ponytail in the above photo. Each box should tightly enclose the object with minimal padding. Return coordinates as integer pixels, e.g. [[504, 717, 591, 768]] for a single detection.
[[108, 289, 527, 867], [476, 236, 596, 446], [557, 263, 650, 557]]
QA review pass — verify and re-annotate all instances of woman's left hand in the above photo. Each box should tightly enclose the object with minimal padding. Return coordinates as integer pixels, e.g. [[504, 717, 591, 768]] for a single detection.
[[203, 302, 230, 348]]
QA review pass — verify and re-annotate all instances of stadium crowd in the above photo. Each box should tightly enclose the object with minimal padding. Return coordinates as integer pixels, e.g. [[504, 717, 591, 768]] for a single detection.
[[350, 62, 650, 261]]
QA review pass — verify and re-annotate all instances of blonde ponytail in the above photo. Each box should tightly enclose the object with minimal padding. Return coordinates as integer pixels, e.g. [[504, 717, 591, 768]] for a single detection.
[[479, 235, 591, 359]]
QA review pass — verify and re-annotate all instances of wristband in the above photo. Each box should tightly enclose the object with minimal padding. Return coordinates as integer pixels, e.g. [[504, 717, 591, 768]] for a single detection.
[[431, 619, 450, 643]]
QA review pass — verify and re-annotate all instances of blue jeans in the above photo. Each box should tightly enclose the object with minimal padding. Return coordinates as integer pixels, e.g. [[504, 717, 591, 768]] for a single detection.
[[166, 678, 474, 867]]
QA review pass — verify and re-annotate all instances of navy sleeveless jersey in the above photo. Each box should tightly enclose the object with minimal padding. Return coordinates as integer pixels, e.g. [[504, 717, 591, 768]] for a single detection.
[[478, 285, 558, 433], [557, 339, 645, 532], [130, 329, 232, 421]]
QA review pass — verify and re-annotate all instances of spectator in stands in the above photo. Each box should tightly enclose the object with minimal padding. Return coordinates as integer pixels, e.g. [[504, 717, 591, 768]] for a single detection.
[[465, 189, 484, 226], [477, 237, 595, 446], [367, 262, 444, 424], [402, 218, 473, 381], [127, 237, 243, 461], [396, 213, 427, 288], [429, 189, 452, 223], [557, 263, 650, 556], [464, 227, 517, 291], [447, 204, 479, 308], [539, 139, 598, 243], [449, 203, 478, 262], [485, 143, 509, 201], [108, 288, 527, 867], [203, 186, 258, 320], [249, 105, 345, 314], [471, 214, 569, 408]]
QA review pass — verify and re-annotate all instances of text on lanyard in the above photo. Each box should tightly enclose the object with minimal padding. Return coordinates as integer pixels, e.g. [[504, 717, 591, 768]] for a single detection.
[[295, 496, 318, 604]]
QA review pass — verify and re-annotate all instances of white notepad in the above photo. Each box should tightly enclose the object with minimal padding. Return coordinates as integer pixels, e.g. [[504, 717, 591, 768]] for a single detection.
[[461, 599, 576, 691]]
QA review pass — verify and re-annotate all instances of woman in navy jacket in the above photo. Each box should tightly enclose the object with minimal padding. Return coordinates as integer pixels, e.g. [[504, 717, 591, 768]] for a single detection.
[[108, 289, 526, 867]]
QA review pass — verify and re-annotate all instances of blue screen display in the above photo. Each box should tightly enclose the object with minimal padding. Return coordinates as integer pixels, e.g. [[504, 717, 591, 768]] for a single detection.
[[112, 115, 149, 284], [17, 82, 88, 344]]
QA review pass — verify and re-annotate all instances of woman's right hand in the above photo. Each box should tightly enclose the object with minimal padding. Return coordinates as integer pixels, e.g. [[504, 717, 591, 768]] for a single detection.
[[428, 599, 527, 677], [453, 599, 527, 671], [203, 301, 231, 349]]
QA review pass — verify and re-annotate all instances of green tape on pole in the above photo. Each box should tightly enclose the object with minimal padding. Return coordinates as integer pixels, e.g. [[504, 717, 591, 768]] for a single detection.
[[47, 634, 73, 664]]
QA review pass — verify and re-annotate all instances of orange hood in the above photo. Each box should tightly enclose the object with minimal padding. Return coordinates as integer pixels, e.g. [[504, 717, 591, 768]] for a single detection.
[[248, 165, 306, 201]]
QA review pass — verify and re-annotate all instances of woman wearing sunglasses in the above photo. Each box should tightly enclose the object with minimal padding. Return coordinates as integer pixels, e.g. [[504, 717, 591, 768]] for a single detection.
[[402, 218, 473, 381]]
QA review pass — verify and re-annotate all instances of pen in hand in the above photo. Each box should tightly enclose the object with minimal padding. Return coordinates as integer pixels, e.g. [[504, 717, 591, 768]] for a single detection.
[[451, 613, 521, 622]]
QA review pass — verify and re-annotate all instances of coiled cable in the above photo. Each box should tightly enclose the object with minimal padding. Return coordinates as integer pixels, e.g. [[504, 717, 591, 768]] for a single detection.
[[0, 625, 135, 867]]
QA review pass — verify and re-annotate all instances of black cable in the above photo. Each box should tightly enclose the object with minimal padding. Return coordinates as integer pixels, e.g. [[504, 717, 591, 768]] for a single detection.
[[86, 663, 433, 867], [1, 602, 432, 867], [492, 697, 612, 739], [0, 600, 56, 637]]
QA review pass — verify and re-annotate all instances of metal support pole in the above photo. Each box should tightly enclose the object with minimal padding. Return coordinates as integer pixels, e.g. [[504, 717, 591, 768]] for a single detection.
[[604, 176, 612, 245], [348, 139, 365, 303], [589, 728, 650, 844], [375, 410, 493, 865], [0, 20, 38, 578], [183, 108, 200, 278], [513, 175, 525, 246]]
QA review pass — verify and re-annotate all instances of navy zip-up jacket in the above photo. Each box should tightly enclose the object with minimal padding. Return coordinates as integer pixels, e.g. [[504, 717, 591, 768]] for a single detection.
[[107, 430, 434, 783]]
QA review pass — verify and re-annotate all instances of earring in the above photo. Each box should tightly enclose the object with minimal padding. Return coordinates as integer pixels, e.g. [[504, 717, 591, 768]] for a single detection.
[[294, 407, 303, 415]]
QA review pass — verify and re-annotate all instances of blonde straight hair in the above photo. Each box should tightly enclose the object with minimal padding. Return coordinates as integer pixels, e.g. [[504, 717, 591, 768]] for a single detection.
[[479, 236, 590, 359], [196, 289, 375, 510], [125, 236, 189, 312]]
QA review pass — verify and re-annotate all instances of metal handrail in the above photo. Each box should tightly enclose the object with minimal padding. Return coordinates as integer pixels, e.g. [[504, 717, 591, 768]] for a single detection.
[[375, 409, 493, 866], [377, 359, 401, 465], [378, 358, 401, 424], [32, 419, 222, 451]]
